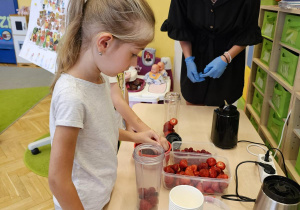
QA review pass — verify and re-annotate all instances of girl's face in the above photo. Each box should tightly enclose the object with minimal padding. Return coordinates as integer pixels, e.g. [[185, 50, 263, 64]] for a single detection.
[[97, 41, 144, 77]]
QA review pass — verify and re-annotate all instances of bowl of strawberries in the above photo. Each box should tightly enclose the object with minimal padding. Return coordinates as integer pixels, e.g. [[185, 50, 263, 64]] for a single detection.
[[162, 152, 231, 195]]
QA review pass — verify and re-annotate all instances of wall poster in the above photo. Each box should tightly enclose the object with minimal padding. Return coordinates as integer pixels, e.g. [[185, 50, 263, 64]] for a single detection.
[[19, 0, 68, 73]]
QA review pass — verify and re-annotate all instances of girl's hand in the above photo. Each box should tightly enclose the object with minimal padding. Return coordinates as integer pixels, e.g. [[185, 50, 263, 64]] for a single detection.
[[135, 130, 169, 151]]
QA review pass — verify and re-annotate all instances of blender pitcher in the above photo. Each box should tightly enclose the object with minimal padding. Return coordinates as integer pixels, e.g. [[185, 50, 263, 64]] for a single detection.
[[133, 143, 165, 210], [163, 92, 181, 137]]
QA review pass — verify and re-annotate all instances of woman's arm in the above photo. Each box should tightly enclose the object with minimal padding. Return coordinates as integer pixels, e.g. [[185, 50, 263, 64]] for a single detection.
[[221, 45, 246, 63], [48, 126, 84, 210], [179, 41, 192, 59]]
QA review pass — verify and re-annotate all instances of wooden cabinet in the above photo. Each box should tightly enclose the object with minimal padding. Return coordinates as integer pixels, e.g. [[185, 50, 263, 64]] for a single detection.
[[246, 5, 300, 183]]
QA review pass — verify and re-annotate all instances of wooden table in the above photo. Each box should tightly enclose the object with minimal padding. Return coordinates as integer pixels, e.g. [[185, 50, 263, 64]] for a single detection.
[[104, 104, 283, 210]]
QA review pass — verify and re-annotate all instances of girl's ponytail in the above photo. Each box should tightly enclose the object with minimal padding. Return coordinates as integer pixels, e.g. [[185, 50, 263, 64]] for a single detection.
[[50, 0, 85, 92]]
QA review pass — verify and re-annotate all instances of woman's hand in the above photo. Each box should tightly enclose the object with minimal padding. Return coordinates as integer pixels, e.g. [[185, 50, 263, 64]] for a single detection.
[[199, 56, 227, 79]]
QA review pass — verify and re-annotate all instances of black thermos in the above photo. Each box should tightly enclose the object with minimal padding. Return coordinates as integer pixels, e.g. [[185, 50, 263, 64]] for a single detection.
[[211, 105, 240, 149]]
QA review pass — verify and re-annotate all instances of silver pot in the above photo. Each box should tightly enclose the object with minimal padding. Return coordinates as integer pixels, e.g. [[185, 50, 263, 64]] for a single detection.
[[253, 175, 300, 210]]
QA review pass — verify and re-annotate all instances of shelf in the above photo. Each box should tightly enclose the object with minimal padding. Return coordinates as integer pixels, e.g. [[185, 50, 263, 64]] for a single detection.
[[285, 160, 300, 184], [253, 58, 270, 73], [260, 5, 280, 12], [296, 92, 300, 101], [268, 100, 286, 122], [252, 82, 265, 97], [246, 104, 261, 125], [294, 129, 300, 139], [280, 7, 300, 15], [280, 42, 300, 55], [261, 125, 279, 149], [269, 71, 293, 93], [262, 35, 274, 42]]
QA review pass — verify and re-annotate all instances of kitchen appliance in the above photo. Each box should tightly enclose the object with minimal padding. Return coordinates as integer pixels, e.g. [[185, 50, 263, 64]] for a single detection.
[[253, 175, 300, 210], [133, 143, 165, 210], [211, 104, 240, 149]]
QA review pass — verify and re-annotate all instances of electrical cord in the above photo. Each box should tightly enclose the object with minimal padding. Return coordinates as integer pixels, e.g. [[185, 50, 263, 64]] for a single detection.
[[246, 143, 268, 157], [274, 110, 291, 157], [221, 161, 275, 202], [238, 140, 288, 177]]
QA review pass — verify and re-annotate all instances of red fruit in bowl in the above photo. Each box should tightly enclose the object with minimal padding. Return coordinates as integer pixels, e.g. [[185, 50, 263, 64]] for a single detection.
[[202, 181, 212, 191], [164, 176, 174, 188], [184, 167, 194, 176], [211, 182, 221, 193], [217, 174, 229, 179], [163, 121, 174, 132], [194, 171, 200, 176], [220, 182, 229, 190], [164, 166, 175, 174], [204, 188, 214, 194], [195, 182, 204, 193], [139, 199, 153, 210], [169, 118, 178, 126], [206, 158, 216, 167], [213, 166, 221, 175], [209, 168, 218, 178], [216, 161, 226, 170], [191, 164, 198, 172], [198, 162, 209, 170], [179, 177, 191, 185], [171, 164, 181, 173], [199, 169, 209, 177], [179, 159, 188, 170]]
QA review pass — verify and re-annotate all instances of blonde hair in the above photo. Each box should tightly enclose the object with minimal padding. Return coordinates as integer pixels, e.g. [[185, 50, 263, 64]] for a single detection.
[[51, 0, 155, 91]]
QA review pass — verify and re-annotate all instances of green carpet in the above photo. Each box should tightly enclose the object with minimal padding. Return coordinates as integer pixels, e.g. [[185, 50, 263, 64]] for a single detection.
[[0, 86, 50, 133], [24, 133, 51, 177]]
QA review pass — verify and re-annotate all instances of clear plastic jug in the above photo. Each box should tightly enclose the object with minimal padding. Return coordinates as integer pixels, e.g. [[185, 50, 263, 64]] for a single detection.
[[133, 143, 165, 210], [163, 92, 181, 136]]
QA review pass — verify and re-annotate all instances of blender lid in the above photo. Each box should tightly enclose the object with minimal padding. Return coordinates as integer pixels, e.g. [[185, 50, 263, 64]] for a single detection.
[[262, 175, 300, 204], [216, 104, 239, 116]]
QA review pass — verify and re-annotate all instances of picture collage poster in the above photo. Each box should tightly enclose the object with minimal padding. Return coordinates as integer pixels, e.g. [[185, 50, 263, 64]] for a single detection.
[[20, 0, 69, 73]]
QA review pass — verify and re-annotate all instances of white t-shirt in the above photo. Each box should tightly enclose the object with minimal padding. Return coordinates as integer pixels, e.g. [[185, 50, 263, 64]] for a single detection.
[[108, 73, 126, 130], [49, 73, 119, 209]]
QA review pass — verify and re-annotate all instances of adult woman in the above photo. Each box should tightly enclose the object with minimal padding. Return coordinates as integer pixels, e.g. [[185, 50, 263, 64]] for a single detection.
[[161, 0, 262, 106]]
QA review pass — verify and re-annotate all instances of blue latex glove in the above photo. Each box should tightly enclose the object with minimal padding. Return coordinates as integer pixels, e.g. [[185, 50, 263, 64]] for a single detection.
[[199, 56, 228, 79], [185, 56, 205, 83]]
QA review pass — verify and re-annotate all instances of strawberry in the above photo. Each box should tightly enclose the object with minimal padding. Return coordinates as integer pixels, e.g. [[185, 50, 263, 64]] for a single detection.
[[191, 164, 198, 172], [194, 171, 200, 177], [177, 171, 185, 175], [164, 166, 175, 174], [195, 182, 204, 193], [216, 161, 226, 170], [146, 187, 156, 197], [164, 176, 174, 188], [169, 118, 178, 126], [179, 159, 188, 170], [188, 147, 194, 152], [184, 167, 194, 176], [198, 162, 209, 170], [138, 188, 147, 199], [206, 157, 217, 167], [179, 177, 191, 185], [204, 188, 215, 194], [139, 199, 152, 210], [217, 174, 229, 179], [199, 169, 209, 177], [163, 121, 174, 132], [211, 182, 221, 193], [170, 164, 181, 173], [147, 195, 158, 206], [202, 181, 212, 191], [213, 166, 221, 175], [219, 182, 229, 190], [209, 168, 218, 178]]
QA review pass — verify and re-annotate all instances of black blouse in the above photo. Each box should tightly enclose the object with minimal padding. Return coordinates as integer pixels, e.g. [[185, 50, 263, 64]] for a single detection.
[[161, 0, 262, 106]]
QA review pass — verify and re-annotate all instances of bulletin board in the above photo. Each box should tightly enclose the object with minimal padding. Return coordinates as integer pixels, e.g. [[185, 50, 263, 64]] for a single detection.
[[19, 0, 68, 73]]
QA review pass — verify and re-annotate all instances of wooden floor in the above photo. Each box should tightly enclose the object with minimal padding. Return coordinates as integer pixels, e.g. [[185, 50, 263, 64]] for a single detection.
[[0, 95, 54, 210]]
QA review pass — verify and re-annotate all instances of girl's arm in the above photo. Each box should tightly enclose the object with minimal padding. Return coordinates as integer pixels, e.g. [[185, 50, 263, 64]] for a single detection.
[[110, 82, 151, 132], [110, 83, 169, 150], [48, 126, 84, 210]]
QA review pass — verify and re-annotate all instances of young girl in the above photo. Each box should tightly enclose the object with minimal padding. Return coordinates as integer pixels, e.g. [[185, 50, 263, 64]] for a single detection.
[[48, 0, 158, 209]]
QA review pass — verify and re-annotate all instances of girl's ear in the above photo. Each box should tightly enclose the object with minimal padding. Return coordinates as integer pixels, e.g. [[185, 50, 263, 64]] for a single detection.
[[96, 33, 113, 54]]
